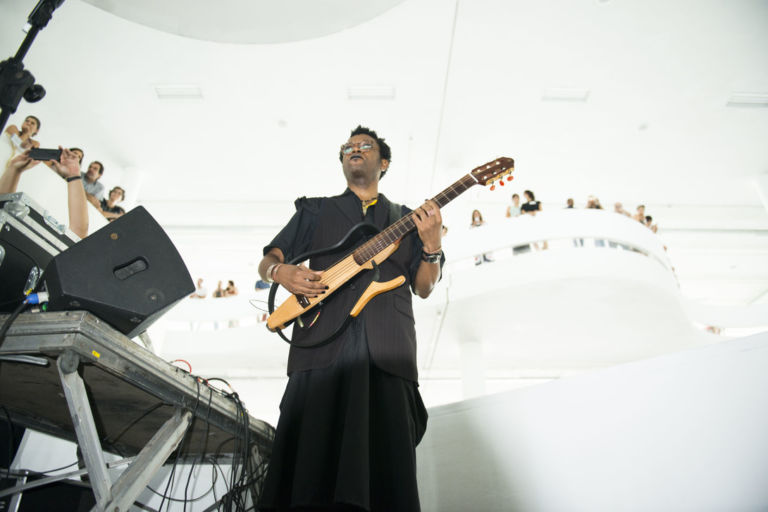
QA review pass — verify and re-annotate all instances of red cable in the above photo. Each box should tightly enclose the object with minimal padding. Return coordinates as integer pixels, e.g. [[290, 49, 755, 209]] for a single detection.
[[170, 359, 192, 373]]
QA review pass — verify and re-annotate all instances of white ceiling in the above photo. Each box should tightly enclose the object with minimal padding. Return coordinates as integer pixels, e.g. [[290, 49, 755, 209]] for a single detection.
[[2, 0, 767, 418], [81, 0, 407, 44], [3, 0, 765, 204]]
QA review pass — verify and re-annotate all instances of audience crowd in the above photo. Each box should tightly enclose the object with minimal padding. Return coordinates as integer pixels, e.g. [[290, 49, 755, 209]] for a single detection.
[[189, 278, 239, 299], [1, 114, 129, 239], [507, 190, 659, 232], [463, 189, 662, 265]]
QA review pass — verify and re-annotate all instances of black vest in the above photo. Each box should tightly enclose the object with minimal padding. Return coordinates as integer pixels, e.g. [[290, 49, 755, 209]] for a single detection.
[[286, 191, 419, 381]]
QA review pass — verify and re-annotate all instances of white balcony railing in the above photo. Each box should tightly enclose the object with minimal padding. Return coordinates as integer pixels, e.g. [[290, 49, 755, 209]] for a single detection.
[[443, 209, 672, 273]]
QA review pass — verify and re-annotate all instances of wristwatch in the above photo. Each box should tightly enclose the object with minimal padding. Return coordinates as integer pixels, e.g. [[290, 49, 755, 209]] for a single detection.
[[421, 248, 442, 263]]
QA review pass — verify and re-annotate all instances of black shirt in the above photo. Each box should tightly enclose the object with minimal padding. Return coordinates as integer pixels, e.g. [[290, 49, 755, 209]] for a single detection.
[[264, 189, 428, 285], [521, 200, 540, 213], [100, 199, 125, 216]]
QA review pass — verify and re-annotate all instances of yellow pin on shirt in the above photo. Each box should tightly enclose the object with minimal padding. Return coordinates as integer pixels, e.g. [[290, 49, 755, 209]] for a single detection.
[[361, 198, 378, 215]]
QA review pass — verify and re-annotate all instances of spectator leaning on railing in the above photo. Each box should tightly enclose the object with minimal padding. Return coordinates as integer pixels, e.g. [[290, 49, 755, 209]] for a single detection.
[[224, 280, 239, 297], [506, 193, 521, 218], [614, 202, 631, 217], [81, 161, 106, 209], [645, 215, 658, 233], [633, 204, 645, 223], [189, 278, 208, 299], [521, 190, 541, 216], [100, 186, 126, 221], [471, 209, 493, 264], [521, 190, 546, 250], [586, 195, 603, 210]]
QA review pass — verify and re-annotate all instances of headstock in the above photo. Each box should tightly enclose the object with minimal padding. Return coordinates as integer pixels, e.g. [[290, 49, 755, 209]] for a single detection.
[[470, 157, 515, 190]]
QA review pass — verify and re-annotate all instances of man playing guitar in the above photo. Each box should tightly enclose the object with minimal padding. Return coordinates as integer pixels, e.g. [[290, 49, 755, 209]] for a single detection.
[[258, 125, 443, 512]]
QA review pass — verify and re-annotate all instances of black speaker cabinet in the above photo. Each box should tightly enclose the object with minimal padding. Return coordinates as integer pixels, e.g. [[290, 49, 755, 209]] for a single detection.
[[43, 206, 194, 337]]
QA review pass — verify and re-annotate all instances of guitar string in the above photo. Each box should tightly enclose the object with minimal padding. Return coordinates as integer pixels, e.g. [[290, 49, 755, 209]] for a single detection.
[[321, 169, 504, 280], [353, 175, 475, 261], [320, 176, 473, 286], [347, 175, 476, 265]]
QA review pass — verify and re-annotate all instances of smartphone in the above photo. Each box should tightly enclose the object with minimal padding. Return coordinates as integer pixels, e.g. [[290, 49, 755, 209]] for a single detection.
[[28, 147, 62, 161]]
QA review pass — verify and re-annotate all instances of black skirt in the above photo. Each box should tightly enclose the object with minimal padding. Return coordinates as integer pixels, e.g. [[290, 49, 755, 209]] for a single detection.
[[259, 319, 428, 512]]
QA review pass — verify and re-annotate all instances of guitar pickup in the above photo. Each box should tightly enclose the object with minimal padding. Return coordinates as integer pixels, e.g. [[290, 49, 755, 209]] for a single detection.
[[296, 294, 310, 308]]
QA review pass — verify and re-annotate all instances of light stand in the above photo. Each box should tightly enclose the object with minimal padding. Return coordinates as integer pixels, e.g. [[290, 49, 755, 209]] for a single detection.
[[0, 0, 65, 134]]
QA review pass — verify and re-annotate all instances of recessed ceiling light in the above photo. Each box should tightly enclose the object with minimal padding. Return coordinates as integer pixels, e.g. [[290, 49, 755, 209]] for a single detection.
[[542, 87, 590, 102], [726, 92, 768, 108], [347, 85, 396, 100], [154, 85, 203, 100]]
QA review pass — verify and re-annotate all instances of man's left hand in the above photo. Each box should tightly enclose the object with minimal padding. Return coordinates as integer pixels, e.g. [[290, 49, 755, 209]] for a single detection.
[[7, 151, 40, 174], [412, 199, 442, 253]]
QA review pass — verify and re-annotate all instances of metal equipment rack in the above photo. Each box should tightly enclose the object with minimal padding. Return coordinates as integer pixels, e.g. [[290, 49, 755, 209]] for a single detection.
[[0, 311, 274, 511]]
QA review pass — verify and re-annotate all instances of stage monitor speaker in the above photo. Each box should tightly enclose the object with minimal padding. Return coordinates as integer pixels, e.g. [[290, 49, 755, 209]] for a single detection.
[[43, 206, 194, 338]]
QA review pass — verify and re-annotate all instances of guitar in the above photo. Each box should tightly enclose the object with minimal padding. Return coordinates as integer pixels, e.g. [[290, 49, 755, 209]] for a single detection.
[[267, 157, 515, 341]]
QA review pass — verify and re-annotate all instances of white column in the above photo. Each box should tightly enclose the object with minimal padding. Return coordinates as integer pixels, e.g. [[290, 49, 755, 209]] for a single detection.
[[754, 175, 768, 216], [459, 337, 486, 399]]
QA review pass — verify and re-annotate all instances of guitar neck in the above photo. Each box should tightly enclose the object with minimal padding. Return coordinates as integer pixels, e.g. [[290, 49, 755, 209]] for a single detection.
[[352, 173, 477, 264]]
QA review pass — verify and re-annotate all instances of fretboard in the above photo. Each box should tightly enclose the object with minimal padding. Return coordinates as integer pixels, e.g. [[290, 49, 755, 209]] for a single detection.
[[352, 173, 477, 264]]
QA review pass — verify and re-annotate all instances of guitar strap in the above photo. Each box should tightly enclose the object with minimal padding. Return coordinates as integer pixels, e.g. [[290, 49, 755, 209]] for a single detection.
[[388, 200, 403, 225]]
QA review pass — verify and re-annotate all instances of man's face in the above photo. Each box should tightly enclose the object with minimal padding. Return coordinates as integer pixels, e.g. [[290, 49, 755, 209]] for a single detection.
[[341, 134, 388, 185], [86, 162, 102, 180]]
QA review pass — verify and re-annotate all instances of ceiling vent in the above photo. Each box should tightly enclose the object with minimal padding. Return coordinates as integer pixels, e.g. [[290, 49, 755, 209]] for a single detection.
[[154, 85, 203, 100], [726, 92, 768, 108], [542, 87, 590, 102], [347, 85, 396, 100]]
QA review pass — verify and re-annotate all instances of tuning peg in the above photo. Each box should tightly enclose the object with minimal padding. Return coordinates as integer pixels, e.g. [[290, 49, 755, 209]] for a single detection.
[[490, 184, 496, 191], [499, 180, 505, 186], [507, 175, 513, 181]]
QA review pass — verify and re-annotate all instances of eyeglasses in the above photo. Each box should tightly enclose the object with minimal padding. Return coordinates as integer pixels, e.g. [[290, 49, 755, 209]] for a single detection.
[[340, 141, 375, 155]]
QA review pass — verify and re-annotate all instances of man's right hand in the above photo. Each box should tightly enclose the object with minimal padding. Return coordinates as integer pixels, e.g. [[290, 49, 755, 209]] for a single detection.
[[50, 147, 81, 179], [274, 264, 327, 298]]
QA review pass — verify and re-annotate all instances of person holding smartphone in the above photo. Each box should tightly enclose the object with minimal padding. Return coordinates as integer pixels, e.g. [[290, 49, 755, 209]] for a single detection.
[[0, 148, 88, 238]]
